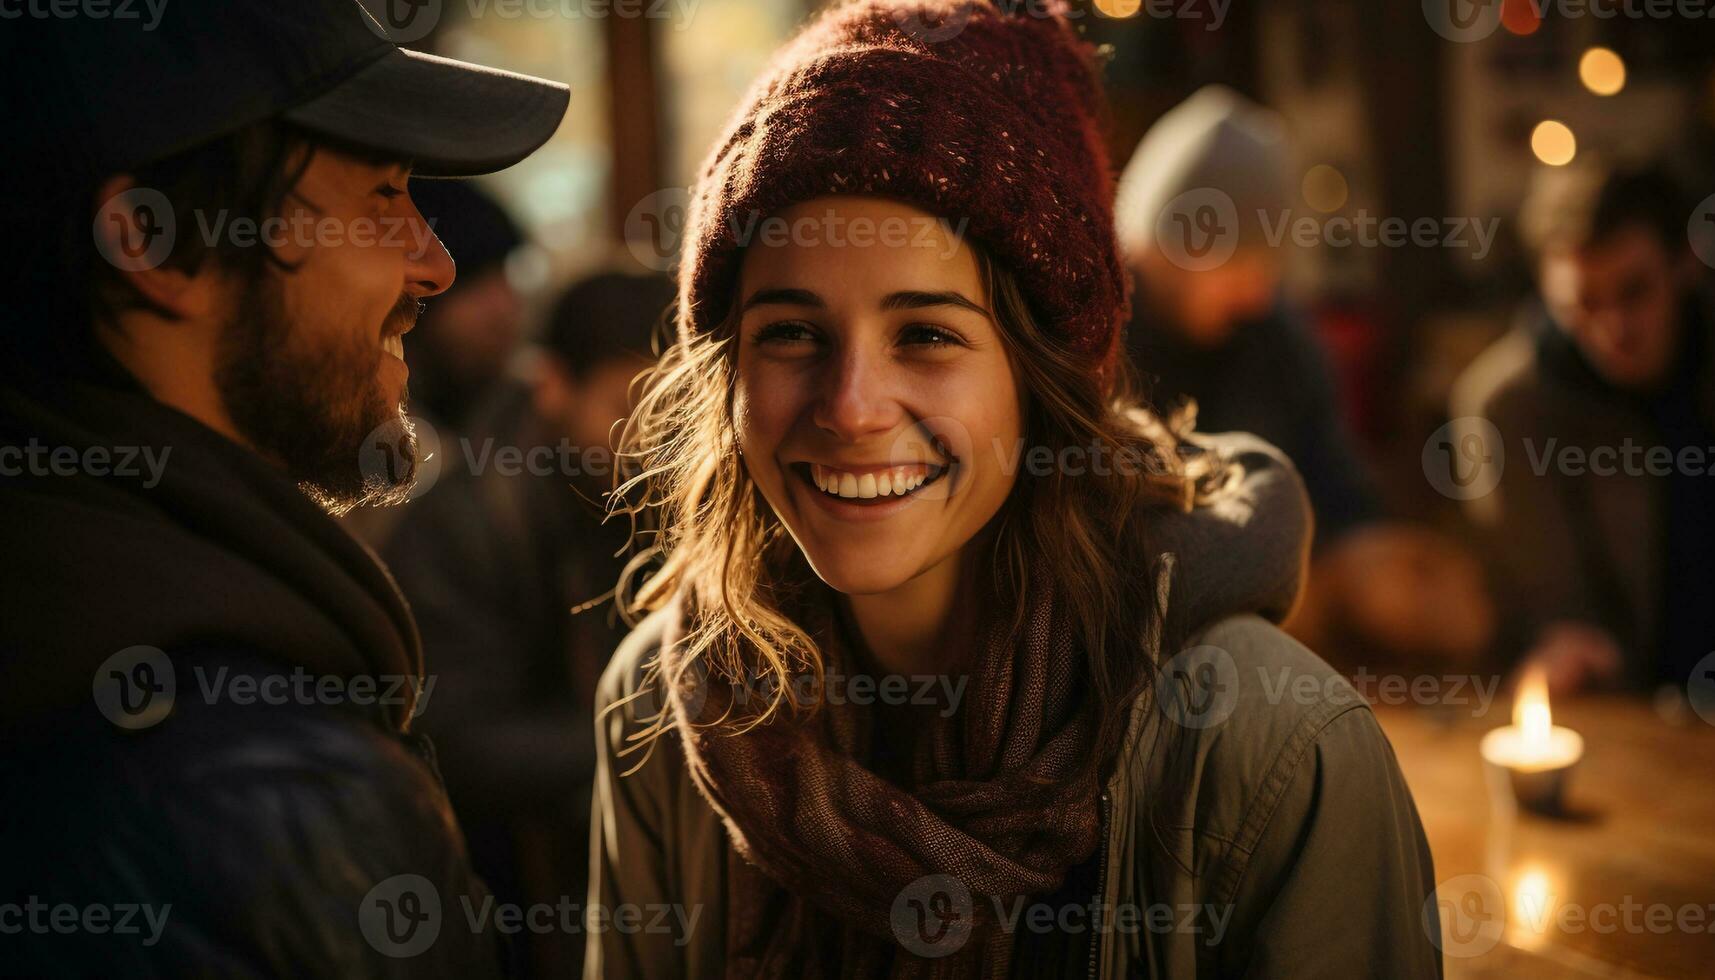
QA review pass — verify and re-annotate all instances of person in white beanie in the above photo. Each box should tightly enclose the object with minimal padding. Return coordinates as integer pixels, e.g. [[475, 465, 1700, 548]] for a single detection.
[[1116, 86, 1495, 672]]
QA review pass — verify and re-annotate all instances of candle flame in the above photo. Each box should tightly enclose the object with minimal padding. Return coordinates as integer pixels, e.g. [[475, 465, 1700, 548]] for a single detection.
[[1514, 668, 1553, 747]]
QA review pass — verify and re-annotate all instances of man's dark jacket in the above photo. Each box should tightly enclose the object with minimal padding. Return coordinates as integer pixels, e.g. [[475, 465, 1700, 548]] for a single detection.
[[0, 364, 504, 977]]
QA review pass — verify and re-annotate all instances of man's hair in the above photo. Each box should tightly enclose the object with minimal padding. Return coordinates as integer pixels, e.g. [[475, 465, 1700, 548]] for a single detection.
[[1519, 163, 1689, 260], [3, 121, 400, 384]]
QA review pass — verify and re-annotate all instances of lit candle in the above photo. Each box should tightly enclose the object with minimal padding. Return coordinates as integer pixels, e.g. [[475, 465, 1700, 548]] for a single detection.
[[1480, 670, 1584, 814]]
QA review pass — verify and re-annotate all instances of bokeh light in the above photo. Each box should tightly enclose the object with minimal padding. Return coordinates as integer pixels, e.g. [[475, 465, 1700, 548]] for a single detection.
[[1579, 47, 1626, 96], [1530, 120, 1577, 166]]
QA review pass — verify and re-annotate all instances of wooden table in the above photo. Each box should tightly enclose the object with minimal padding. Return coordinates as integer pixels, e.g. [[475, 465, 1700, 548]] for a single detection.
[[1375, 698, 1715, 979]]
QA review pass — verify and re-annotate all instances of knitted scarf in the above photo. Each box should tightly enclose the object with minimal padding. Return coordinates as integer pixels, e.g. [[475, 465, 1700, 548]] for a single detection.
[[659, 579, 1103, 978]]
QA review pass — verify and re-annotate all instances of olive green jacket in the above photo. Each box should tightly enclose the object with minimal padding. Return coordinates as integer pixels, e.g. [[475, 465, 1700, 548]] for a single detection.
[[583, 436, 1442, 978]]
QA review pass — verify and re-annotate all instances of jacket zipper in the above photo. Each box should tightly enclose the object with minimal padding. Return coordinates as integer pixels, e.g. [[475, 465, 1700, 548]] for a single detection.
[[1087, 787, 1112, 980]]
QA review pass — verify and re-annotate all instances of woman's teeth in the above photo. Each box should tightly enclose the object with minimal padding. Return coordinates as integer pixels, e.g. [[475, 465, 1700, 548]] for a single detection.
[[382, 334, 404, 360], [810, 463, 934, 499]]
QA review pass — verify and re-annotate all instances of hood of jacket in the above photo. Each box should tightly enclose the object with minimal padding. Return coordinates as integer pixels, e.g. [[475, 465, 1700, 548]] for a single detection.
[[0, 371, 423, 730], [1152, 430, 1312, 637]]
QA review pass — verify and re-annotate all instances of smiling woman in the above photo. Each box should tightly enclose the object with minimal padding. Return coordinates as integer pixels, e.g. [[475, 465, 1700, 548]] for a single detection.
[[586, 2, 1442, 978]]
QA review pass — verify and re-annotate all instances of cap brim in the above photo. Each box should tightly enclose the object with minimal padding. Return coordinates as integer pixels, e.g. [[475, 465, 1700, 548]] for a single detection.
[[282, 48, 569, 177]]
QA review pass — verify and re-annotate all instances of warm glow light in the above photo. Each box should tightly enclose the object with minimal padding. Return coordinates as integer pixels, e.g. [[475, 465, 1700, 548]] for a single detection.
[[1093, 0, 1143, 17], [1514, 668, 1553, 745], [1510, 865, 1556, 948], [1481, 667, 1583, 772], [1579, 47, 1626, 96], [1302, 165, 1349, 213], [1502, 0, 1541, 35], [1531, 121, 1577, 167]]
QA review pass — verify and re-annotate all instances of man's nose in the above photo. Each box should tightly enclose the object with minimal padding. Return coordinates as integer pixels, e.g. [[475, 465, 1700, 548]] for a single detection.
[[402, 204, 455, 299]]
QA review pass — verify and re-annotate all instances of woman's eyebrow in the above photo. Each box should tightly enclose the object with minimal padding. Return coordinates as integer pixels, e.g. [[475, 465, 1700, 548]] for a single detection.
[[740, 287, 823, 313], [881, 290, 991, 318]]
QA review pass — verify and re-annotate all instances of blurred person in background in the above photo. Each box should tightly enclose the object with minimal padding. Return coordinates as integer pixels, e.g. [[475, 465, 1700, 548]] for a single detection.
[[1452, 165, 1715, 697], [379, 270, 671, 977], [1116, 86, 1494, 672], [402, 178, 531, 434]]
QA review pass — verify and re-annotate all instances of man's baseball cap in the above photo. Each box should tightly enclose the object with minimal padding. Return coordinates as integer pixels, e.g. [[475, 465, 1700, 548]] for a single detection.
[[13, 0, 570, 178]]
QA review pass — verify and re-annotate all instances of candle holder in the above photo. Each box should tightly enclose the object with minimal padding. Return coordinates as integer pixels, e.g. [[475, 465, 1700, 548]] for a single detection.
[[1480, 725, 1583, 815], [1480, 670, 1584, 816]]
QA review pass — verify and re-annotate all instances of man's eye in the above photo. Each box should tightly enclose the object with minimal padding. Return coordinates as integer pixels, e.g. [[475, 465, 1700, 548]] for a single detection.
[[376, 184, 407, 201]]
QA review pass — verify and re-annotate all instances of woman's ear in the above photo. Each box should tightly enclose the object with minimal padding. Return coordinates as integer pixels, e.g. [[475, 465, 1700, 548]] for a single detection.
[[91, 175, 222, 321]]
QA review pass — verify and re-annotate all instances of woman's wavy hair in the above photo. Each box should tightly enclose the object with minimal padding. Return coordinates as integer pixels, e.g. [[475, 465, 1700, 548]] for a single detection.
[[608, 242, 1227, 779]]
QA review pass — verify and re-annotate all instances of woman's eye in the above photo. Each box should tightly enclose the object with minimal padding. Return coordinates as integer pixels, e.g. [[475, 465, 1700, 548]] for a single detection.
[[900, 323, 961, 348], [755, 321, 818, 345]]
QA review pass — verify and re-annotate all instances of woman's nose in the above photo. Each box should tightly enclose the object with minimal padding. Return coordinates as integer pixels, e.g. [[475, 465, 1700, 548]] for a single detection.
[[811, 342, 900, 442]]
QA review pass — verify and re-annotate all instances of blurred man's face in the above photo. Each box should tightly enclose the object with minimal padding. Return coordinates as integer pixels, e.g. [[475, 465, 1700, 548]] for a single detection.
[[1140, 247, 1281, 347], [218, 146, 454, 510], [532, 354, 649, 455], [1540, 226, 1686, 391]]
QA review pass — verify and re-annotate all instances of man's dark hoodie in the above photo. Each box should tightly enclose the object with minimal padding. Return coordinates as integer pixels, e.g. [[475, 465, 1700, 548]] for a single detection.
[[0, 358, 504, 977]]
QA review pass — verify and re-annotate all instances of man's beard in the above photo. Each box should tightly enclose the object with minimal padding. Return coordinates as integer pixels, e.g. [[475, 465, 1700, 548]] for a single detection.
[[214, 276, 422, 515]]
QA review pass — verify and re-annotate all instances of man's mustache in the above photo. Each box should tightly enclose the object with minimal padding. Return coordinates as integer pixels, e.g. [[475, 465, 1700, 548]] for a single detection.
[[386, 294, 423, 337]]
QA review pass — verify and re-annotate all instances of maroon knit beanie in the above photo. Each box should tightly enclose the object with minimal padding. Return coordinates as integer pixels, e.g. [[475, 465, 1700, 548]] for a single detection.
[[678, 0, 1129, 389]]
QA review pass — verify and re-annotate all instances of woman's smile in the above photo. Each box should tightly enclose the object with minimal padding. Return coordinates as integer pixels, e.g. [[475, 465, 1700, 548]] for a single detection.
[[788, 458, 954, 521]]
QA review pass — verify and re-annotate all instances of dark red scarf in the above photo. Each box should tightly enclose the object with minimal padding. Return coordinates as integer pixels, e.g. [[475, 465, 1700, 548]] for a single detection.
[[660, 580, 1102, 978]]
